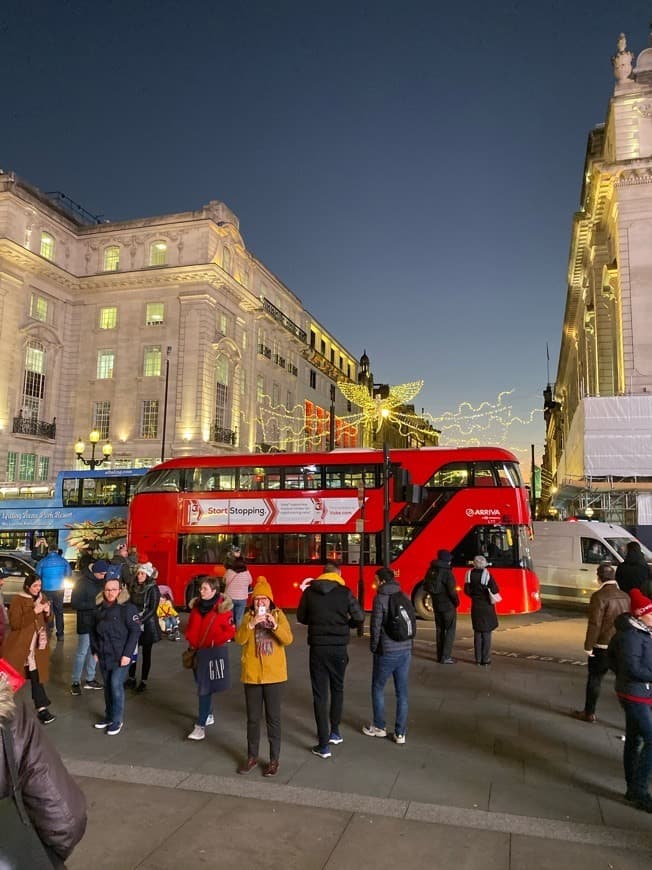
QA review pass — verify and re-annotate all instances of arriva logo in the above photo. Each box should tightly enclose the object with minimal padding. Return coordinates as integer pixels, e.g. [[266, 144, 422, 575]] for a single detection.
[[465, 508, 501, 517]]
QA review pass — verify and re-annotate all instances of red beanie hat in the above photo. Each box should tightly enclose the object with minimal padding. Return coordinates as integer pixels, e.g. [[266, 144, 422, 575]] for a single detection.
[[629, 588, 652, 618]]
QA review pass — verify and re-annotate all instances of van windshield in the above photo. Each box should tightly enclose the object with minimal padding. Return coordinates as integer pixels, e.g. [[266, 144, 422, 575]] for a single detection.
[[605, 537, 652, 561]]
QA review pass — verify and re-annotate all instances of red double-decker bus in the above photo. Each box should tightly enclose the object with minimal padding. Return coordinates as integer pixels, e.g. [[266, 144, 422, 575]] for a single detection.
[[128, 447, 540, 616]]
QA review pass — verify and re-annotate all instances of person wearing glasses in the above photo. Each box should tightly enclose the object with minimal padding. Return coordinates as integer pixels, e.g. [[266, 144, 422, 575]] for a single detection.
[[90, 577, 141, 736]]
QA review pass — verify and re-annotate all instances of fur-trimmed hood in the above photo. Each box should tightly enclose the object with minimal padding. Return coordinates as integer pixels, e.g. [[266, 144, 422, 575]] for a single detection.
[[0, 677, 16, 721]]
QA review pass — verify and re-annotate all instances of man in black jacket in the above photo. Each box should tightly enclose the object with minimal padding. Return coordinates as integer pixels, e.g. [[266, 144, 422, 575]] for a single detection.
[[90, 577, 141, 736], [297, 562, 364, 758], [424, 549, 460, 663], [70, 559, 108, 695], [615, 541, 650, 594]]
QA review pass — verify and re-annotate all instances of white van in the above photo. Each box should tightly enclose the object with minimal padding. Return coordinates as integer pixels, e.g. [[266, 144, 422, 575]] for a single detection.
[[531, 520, 652, 606]]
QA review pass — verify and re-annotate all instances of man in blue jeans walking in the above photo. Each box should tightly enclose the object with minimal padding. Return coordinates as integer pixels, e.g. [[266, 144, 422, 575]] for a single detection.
[[363, 568, 414, 744], [36, 547, 70, 640], [90, 576, 141, 736]]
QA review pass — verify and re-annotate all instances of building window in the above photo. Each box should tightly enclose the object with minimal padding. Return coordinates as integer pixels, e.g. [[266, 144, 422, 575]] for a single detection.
[[99, 307, 117, 329], [241, 368, 247, 396], [143, 346, 162, 377], [23, 340, 46, 421], [93, 401, 111, 440], [218, 313, 228, 336], [287, 391, 293, 409], [310, 330, 316, 348], [37, 456, 49, 481], [272, 383, 280, 406], [6, 451, 17, 482], [103, 246, 120, 271], [215, 357, 229, 430], [257, 375, 264, 404], [310, 370, 317, 390], [141, 400, 159, 439], [30, 294, 48, 323], [40, 232, 54, 260], [19, 453, 36, 482], [242, 331, 247, 351], [320, 339, 326, 356], [97, 350, 115, 379], [145, 302, 165, 326], [149, 241, 167, 266], [339, 355, 344, 371]]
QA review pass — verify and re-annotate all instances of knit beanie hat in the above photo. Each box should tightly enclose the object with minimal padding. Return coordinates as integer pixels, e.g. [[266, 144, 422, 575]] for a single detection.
[[136, 562, 154, 577], [251, 576, 274, 602], [437, 549, 452, 565], [629, 588, 652, 618]]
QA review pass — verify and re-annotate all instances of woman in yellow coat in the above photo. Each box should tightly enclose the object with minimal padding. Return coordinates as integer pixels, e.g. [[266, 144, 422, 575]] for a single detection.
[[235, 576, 293, 777], [3, 575, 56, 724]]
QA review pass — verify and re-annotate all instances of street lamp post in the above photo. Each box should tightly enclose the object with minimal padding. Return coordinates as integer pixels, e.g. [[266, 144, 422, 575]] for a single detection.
[[74, 430, 113, 470]]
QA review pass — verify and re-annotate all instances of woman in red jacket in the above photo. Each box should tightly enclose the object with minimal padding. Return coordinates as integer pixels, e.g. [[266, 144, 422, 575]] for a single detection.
[[185, 575, 235, 741]]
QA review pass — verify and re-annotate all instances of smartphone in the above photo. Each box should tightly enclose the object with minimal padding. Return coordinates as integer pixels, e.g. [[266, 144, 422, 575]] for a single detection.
[[257, 604, 267, 617]]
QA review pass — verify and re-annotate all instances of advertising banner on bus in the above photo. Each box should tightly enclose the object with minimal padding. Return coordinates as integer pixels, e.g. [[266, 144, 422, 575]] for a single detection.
[[183, 496, 360, 528]]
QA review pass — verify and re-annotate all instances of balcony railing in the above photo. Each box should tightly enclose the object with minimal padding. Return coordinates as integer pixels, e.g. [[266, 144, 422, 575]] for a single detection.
[[12, 415, 56, 439], [211, 424, 237, 446], [274, 354, 286, 368], [261, 297, 307, 343], [257, 343, 272, 359]]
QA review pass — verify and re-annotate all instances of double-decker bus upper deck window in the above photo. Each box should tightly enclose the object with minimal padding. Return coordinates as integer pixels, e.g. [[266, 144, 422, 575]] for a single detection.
[[425, 463, 469, 488], [239, 468, 266, 491], [135, 468, 182, 493], [452, 524, 518, 567], [62, 478, 80, 506], [495, 462, 522, 487], [473, 463, 497, 487], [325, 466, 378, 489], [188, 468, 237, 492], [283, 466, 322, 490]]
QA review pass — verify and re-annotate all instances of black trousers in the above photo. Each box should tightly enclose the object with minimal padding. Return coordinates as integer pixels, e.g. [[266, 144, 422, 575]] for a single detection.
[[244, 682, 283, 761], [474, 631, 492, 665], [25, 667, 50, 710], [129, 641, 153, 681], [309, 646, 349, 749], [48, 590, 65, 639], [434, 610, 457, 661], [584, 647, 610, 715]]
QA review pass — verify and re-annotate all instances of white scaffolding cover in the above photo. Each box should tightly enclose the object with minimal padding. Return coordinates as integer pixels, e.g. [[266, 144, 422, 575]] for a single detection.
[[567, 396, 652, 477]]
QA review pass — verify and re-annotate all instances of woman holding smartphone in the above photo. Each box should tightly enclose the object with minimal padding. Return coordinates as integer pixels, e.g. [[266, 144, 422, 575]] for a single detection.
[[235, 576, 293, 777], [3, 576, 56, 723]]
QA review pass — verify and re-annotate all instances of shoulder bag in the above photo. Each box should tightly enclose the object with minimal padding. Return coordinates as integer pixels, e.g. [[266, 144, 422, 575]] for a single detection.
[[0, 723, 55, 868], [182, 609, 218, 669]]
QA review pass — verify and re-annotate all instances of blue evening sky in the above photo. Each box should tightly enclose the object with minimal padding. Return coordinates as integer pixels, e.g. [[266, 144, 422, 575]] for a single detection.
[[1, 0, 649, 464]]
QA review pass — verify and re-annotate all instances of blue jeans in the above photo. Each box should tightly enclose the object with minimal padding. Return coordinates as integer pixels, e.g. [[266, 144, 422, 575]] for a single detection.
[[71, 633, 97, 683], [197, 693, 214, 727], [619, 698, 652, 799], [232, 599, 247, 628], [101, 664, 128, 724], [371, 650, 411, 736]]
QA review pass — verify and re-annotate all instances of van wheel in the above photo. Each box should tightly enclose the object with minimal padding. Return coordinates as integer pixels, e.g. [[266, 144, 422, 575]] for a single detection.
[[412, 583, 434, 621], [185, 579, 200, 611]]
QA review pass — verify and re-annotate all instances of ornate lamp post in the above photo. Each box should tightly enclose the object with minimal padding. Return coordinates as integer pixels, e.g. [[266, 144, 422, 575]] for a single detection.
[[74, 430, 113, 470]]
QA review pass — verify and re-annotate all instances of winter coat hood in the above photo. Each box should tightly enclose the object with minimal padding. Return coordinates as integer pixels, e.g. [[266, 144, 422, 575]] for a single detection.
[[311, 572, 345, 594]]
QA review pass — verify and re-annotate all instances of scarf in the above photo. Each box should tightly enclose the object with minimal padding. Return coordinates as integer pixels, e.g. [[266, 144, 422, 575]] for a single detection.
[[254, 621, 274, 657], [197, 592, 219, 616]]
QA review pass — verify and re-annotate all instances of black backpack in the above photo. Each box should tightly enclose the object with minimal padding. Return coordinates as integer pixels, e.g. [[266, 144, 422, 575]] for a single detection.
[[424, 566, 442, 597], [384, 591, 416, 642]]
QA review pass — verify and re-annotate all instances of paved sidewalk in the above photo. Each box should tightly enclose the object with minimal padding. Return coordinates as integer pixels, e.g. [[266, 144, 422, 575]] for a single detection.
[[41, 613, 652, 868]]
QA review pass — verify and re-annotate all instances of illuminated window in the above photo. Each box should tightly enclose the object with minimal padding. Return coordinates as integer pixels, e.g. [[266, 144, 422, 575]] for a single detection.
[[23, 340, 46, 421], [19, 453, 37, 481], [93, 401, 111, 440], [215, 357, 229, 430], [149, 241, 167, 266], [99, 307, 117, 329], [218, 313, 228, 336], [256, 375, 264, 404], [6, 451, 18, 481], [242, 330, 247, 351], [30, 294, 48, 322], [145, 302, 165, 326], [143, 346, 162, 377], [97, 350, 114, 379], [103, 246, 120, 271], [37, 456, 50, 481], [40, 232, 54, 260], [141, 400, 159, 439]]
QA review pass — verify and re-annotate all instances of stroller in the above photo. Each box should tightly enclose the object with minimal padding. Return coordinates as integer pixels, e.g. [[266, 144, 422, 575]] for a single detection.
[[157, 585, 182, 641]]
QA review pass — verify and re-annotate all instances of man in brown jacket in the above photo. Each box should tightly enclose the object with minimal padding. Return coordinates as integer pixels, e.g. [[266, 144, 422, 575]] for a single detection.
[[572, 562, 630, 723]]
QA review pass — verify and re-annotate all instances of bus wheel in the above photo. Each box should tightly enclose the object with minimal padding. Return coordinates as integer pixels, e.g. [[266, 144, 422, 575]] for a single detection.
[[412, 583, 434, 621], [185, 579, 200, 611]]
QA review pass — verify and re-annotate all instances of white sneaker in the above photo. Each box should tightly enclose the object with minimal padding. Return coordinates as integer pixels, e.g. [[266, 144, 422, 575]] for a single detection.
[[205, 713, 215, 726], [393, 733, 406, 744], [187, 725, 205, 741], [362, 724, 387, 738]]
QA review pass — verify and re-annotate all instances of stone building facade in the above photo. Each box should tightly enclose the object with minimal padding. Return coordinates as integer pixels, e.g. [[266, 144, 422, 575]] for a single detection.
[[0, 172, 359, 485], [542, 31, 652, 536]]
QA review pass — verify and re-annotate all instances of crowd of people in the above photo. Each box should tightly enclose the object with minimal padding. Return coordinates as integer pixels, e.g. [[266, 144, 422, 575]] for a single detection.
[[0, 538, 651, 864]]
